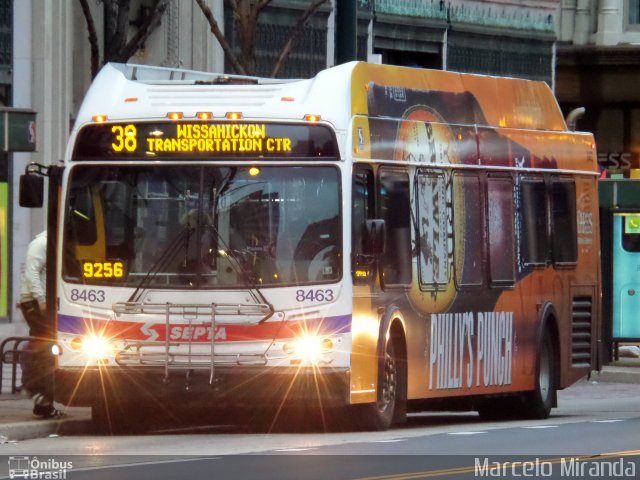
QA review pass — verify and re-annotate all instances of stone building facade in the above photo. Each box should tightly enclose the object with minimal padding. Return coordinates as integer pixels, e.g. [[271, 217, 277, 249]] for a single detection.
[[557, 0, 640, 176]]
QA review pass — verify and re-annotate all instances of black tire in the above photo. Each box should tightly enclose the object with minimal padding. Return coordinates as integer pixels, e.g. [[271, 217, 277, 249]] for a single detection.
[[354, 337, 405, 431], [478, 329, 556, 421], [522, 328, 556, 419]]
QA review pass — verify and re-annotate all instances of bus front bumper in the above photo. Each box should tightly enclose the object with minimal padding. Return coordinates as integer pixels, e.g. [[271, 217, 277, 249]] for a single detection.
[[54, 366, 351, 408]]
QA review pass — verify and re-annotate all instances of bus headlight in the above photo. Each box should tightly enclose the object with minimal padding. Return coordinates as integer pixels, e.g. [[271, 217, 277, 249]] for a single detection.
[[70, 335, 114, 360], [284, 335, 334, 365]]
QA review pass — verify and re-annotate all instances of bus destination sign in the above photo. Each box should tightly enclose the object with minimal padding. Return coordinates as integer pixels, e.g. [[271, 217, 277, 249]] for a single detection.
[[72, 121, 339, 160]]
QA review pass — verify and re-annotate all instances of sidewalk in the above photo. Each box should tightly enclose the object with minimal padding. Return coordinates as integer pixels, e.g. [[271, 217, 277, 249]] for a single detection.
[[591, 356, 640, 384], [0, 394, 92, 442]]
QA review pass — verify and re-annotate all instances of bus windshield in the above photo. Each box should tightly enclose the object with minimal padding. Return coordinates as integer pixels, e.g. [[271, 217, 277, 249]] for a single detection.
[[62, 165, 341, 288]]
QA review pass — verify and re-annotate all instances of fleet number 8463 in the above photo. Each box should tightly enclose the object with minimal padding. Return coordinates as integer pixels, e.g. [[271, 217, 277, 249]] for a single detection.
[[296, 289, 335, 302], [70, 289, 106, 303]]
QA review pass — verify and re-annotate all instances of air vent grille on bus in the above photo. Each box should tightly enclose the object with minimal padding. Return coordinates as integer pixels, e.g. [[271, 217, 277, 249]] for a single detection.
[[147, 85, 283, 108], [571, 296, 593, 368]]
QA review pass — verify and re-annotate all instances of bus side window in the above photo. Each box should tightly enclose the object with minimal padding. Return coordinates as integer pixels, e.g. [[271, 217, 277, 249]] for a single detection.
[[520, 175, 549, 265], [551, 178, 577, 264], [453, 172, 482, 286], [487, 175, 516, 286], [378, 168, 411, 287], [417, 170, 450, 288]]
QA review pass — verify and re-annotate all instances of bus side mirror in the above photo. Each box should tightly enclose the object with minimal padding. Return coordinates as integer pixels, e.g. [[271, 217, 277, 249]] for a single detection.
[[365, 219, 386, 255], [19, 174, 44, 208]]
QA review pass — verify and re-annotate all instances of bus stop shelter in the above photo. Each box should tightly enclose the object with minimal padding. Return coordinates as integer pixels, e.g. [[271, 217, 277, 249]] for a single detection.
[[599, 179, 640, 362]]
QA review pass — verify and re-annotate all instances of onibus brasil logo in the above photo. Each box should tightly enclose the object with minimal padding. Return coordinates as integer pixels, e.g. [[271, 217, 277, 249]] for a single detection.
[[8, 456, 72, 479]]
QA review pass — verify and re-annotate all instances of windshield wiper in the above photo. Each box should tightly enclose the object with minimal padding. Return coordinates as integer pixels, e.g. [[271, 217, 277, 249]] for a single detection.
[[208, 221, 274, 319], [127, 226, 191, 303]]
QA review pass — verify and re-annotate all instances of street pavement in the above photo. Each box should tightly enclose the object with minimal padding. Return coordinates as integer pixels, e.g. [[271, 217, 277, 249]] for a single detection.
[[0, 320, 639, 442]]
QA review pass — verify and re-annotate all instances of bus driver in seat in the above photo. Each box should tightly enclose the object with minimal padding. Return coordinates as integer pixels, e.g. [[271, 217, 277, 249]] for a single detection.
[[179, 208, 215, 283]]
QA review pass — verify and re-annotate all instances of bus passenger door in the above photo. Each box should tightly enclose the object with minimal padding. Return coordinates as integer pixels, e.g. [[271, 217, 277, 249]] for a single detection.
[[350, 166, 379, 404], [351, 167, 376, 288]]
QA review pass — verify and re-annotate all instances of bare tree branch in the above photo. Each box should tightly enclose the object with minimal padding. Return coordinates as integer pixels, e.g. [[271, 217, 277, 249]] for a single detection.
[[257, 0, 272, 12], [196, 0, 330, 77], [271, 0, 329, 77], [195, 0, 248, 75], [78, 0, 100, 78], [104, 0, 131, 62], [121, 0, 170, 61], [235, 1, 258, 74]]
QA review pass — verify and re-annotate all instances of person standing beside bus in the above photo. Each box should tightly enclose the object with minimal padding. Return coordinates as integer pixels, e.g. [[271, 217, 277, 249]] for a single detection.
[[19, 230, 62, 418]]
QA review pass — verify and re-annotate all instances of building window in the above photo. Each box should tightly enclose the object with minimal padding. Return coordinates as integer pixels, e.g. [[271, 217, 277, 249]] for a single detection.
[[630, 0, 640, 24]]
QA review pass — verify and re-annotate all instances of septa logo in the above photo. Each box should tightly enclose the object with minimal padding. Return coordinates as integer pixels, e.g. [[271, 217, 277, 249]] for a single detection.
[[169, 325, 227, 341]]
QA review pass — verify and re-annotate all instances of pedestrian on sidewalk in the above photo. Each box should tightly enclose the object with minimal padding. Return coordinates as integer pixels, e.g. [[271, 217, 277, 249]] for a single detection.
[[18, 230, 62, 418]]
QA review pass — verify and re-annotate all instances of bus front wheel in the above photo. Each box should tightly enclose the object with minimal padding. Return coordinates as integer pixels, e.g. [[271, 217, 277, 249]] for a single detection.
[[354, 336, 406, 431]]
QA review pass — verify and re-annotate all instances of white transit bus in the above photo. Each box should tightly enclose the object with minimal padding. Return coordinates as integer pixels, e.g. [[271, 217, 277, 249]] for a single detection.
[[20, 61, 601, 432]]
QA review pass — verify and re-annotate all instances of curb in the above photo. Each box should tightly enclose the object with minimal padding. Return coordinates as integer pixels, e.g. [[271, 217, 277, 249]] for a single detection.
[[592, 368, 640, 385], [0, 417, 93, 442]]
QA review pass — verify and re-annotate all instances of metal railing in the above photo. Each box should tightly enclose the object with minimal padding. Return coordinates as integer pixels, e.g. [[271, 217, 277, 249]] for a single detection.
[[112, 302, 274, 384], [0, 336, 55, 395]]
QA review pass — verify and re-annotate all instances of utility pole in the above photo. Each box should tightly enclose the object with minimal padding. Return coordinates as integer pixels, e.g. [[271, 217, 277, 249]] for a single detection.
[[335, 0, 357, 65]]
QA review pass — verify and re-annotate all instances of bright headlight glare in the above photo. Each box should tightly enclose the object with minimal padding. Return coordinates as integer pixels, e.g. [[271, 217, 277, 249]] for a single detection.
[[285, 335, 333, 364], [296, 336, 323, 361], [80, 335, 114, 359]]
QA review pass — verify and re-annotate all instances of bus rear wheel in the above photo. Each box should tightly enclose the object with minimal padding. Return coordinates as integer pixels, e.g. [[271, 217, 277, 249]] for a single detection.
[[522, 328, 556, 419], [478, 328, 556, 421]]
